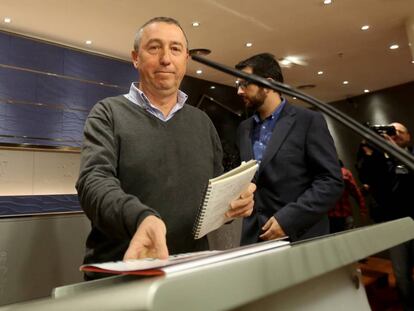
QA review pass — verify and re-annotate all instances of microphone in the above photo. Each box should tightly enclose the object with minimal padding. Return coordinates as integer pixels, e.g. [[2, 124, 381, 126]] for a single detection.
[[191, 54, 414, 171]]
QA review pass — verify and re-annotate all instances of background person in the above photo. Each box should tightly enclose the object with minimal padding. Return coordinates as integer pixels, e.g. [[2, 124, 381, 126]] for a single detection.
[[328, 159, 367, 233], [235, 53, 343, 245], [356, 122, 414, 310]]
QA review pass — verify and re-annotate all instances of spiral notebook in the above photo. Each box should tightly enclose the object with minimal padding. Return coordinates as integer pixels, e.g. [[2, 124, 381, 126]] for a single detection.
[[193, 160, 258, 239]]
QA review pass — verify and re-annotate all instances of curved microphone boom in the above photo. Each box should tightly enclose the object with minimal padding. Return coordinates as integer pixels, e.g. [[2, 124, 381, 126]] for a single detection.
[[191, 54, 414, 171]]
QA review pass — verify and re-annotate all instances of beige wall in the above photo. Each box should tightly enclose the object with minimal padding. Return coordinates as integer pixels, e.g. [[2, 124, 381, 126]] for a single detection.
[[0, 149, 80, 195]]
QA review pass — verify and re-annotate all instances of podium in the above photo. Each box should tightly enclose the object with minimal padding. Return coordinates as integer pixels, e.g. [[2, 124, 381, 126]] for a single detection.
[[3, 218, 414, 311]]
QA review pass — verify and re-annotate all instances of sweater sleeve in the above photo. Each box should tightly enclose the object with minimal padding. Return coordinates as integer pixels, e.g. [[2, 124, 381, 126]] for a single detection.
[[76, 101, 159, 239], [212, 124, 224, 177]]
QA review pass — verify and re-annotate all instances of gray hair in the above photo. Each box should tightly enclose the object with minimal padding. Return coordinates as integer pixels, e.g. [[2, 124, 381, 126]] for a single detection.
[[133, 16, 189, 51]]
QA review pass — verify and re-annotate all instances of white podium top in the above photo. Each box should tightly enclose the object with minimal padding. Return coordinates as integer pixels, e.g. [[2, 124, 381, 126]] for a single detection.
[[3, 218, 414, 311]]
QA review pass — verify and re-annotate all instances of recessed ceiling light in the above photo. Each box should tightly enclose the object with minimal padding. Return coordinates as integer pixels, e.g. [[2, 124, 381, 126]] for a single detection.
[[4, 17, 11, 23], [293, 97, 297, 100], [342, 81, 349, 85], [210, 86, 215, 89], [196, 69, 203, 75], [389, 44, 399, 50], [323, 0, 332, 4], [361, 25, 370, 31], [85, 40, 92, 45], [317, 71, 324, 75], [192, 22, 200, 27], [364, 89, 370, 93], [245, 42, 253, 48], [280, 58, 291, 66], [411, 60, 414, 64]]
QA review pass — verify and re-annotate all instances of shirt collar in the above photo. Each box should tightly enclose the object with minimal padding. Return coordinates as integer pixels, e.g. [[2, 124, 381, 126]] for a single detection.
[[126, 82, 188, 118], [253, 97, 287, 123]]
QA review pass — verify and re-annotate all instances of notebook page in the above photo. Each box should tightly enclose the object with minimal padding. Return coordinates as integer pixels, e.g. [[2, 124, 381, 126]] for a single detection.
[[195, 162, 258, 238]]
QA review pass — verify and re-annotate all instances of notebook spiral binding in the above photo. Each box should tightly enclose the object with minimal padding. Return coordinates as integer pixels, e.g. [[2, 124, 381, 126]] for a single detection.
[[193, 184, 212, 239]]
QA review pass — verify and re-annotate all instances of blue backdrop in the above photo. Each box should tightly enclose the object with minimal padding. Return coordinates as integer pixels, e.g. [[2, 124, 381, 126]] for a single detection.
[[0, 31, 137, 147]]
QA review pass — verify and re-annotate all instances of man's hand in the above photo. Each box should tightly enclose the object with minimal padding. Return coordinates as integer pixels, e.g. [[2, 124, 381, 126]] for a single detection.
[[123, 215, 169, 260], [382, 133, 398, 146], [259, 216, 286, 241], [226, 183, 256, 218]]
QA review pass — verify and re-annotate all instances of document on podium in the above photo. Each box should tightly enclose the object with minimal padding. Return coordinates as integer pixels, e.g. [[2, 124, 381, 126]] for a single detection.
[[80, 239, 290, 276], [193, 160, 258, 239], [80, 251, 219, 276]]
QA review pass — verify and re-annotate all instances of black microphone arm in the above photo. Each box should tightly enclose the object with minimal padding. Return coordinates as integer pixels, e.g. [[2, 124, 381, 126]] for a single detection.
[[191, 54, 414, 171]]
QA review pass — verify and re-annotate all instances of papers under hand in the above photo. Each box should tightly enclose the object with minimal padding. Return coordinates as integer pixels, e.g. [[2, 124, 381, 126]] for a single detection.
[[80, 239, 290, 276], [80, 250, 220, 276]]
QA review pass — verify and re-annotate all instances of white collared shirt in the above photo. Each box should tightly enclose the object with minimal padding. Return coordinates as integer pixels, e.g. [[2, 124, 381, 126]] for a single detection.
[[124, 82, 188, 122]]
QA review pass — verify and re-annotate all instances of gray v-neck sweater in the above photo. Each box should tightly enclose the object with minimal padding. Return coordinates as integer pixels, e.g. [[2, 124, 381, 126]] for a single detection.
[[76, 95, 223, 265]]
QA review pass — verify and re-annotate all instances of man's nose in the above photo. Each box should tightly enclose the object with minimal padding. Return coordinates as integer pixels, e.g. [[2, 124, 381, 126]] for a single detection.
[[237, 87, 245, 95], [159, 48, 171, 65]]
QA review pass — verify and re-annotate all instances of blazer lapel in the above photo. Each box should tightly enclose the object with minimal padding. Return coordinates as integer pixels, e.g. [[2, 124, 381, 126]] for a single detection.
[[239, 118, 254, 161], [258, 103, 296, 173]]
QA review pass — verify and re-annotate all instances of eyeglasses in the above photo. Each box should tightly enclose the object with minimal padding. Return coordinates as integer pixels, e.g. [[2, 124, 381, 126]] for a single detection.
[[237, 80, 251, 89]]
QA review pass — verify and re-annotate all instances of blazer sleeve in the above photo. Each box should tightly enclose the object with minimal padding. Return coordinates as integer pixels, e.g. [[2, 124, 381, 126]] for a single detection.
[[275, 112, 344, 237]]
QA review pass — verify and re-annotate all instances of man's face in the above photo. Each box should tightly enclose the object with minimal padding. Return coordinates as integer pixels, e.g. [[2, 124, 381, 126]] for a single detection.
[[132, 22, 188, 96], [390, 123, 411, 148], [237, 67, 266, 110]]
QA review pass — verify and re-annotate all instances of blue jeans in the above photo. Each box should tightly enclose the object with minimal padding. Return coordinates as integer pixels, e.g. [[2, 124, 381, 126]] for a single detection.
[[389, 239, 414, 311]]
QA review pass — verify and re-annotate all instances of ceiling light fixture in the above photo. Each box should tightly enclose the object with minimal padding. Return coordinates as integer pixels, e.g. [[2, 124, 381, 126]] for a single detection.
[[192, 22, 200, 27], [342, 81, 349, 85], [323, 0, 332, 5], [279, 58, 292, 67], [364, 89, 370, 93], [361, 25, 370, 31], [85, 40, 92, 45], [389, 44, 399, 50], [196, 69, 203, 75], [279, 56, 306, 67], [245, 42, 253, 48], [210, 86, 216, 89], [411, 60, 414, 64], [317, 71, 324, 75], [4, 17, 11, 23]]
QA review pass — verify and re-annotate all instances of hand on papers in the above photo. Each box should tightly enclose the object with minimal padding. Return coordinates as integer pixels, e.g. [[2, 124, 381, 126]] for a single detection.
[[226, 183, 256, 218], [260, 216, 286, 241], [123, 215, 169, 260]]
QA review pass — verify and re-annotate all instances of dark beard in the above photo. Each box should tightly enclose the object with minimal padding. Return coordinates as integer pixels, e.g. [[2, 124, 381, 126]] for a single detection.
[[245, 88, 266, 111]]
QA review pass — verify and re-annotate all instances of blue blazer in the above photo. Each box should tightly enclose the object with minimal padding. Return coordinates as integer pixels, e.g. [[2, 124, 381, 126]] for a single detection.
[[237, 102, 343, 244]]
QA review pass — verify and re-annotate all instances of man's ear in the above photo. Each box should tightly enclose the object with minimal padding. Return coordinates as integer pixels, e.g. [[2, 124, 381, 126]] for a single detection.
[[264, 77, 281, 95], [131, 50, 139, 69]]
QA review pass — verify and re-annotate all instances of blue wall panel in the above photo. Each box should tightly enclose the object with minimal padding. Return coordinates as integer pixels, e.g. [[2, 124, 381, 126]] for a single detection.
[[0, 67, 37, 101], [0, 195, 81, 216], [8, 36, 64, 74], [64, 49, 136, 87], [0, 102, 7, 133], [0, 30, 136, 148], [61, 110, 90, 146], [37, 76, 94, 111], [2, 103, 63, 139], [37, 76, 124, 111], [0, 32, 10, 64]]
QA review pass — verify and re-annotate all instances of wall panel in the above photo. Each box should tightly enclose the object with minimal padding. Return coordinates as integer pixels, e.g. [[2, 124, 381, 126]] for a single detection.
[[0, 30, 136, 148]]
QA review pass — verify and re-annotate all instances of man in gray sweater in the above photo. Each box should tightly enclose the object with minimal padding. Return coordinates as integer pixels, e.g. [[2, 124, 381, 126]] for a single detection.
[[76, 17, 255, 279]]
